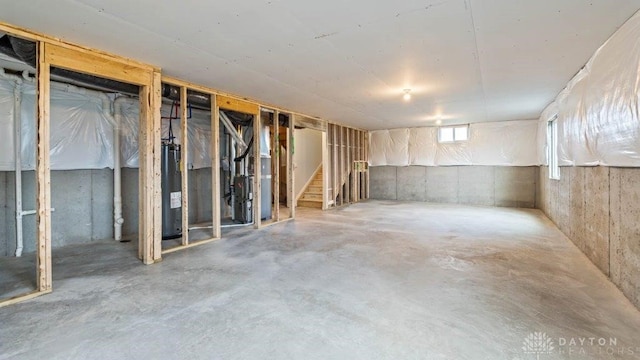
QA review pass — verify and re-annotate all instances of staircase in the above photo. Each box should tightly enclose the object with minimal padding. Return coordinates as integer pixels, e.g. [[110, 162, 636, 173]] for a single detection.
[[297, 166, 323, 209]]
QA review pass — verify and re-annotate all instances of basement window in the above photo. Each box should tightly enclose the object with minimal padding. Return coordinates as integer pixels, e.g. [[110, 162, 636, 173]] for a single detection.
[[547, 116, 560, 180], [438, 125, 469, 143]]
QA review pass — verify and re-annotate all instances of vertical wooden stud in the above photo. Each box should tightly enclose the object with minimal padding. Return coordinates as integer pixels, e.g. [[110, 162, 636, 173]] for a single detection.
[[138, 85, 150, 262], [180, 86, 189, 246], [321, 131, 329, 210], [365, 132, 370, 199], [138, 72, 162, 264], [345, 127, 351, 204], [212, 96, 221, 239], [273, 110, 280, 221], [36, 42, 52, 291], [335, 125, 340, 206], [151, 72, 163, 261], [254, 111, 261, 228], [289, 114, 296, 219]]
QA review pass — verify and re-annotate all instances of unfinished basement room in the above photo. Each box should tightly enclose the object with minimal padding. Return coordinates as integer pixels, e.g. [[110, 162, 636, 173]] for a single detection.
[[1, 1, 640, 359]]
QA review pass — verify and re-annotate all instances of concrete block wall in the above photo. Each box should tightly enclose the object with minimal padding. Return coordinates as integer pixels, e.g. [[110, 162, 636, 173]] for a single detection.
[[188, 168, 213, 224], [370, 166, 538, 208], [1, 168, 216, 256], [538, 166, 640, 309]]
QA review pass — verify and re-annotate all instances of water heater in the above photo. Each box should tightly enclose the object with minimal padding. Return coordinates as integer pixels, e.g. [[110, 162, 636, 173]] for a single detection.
[[161, 142, 182, 239]]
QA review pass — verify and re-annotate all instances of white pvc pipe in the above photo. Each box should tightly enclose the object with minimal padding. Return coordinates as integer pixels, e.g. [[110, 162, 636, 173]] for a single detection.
[[113, 97, 129, 241], [46, 82, 125, 241], [0, 69, 27, 257], [1, 69, 132, 251], [30, 78, 128, 242], [13, 76, 23, 257]]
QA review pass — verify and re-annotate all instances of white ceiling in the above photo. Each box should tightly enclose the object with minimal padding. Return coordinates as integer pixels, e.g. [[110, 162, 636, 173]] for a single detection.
[[1, 0, 639, 130]]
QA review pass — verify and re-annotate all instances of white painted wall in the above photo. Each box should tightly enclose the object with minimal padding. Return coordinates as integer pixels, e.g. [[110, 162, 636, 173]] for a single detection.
[[294, 128, 322, 198]]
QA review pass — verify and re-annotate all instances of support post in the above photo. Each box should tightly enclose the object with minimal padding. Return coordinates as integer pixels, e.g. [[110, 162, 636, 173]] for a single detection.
[[36, 42, 52, 291], [254, 110, 261, 228], [273, 110, 280, 221], [289, 114, 296, 219], [151, 72, 162, 261], [180, 86, 189, 246], [212, 96, 221, 239]]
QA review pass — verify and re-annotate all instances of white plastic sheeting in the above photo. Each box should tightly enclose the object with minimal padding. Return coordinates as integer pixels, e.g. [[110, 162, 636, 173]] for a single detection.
[[0, 80, 115, 171], [0, 79, 16, 170], [538, 11, 640, 167], [119, 100, 213, 169], [369, 129, 409, 166], [370, 120, 539, 167], [0, 78, 214, 171]]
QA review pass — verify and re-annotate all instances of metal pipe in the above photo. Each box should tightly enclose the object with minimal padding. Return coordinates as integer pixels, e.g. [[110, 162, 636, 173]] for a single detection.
[[220, 110, 247, 149]]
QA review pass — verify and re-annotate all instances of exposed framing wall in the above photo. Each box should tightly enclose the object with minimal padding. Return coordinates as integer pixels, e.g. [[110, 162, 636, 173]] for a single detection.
[[0, 22, 160, 307], [0, 21, 369, 307], [326, 124, 369, 208], [158, 80, 221, 254]]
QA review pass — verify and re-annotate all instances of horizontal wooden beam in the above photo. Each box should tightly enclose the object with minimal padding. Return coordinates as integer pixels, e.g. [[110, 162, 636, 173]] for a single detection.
[[44, 43, 152, 86], [217, 94, 259, 114], [0, 22, 158, 71]]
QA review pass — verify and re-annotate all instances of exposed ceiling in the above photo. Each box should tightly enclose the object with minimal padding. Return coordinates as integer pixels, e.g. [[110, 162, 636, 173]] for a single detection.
[[1, 0, 639, 130]]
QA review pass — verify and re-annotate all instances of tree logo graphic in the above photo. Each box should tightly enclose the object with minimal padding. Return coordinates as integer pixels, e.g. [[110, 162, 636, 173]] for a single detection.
[[522, 332, 555, 359]]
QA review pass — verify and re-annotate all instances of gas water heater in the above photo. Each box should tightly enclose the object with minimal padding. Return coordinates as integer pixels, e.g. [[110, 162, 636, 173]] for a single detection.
[[161, 142, 182, 239]]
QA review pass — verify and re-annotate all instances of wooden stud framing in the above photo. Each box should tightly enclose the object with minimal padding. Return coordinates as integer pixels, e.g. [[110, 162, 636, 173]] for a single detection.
[[217, 94, 259, 115], [0, 22, 157, 72], [212, 95, 221, 239], [321, 131, 329, 210], [356, 130, 359, 200], [180, 86, 189, 246], [365, 132, 370, 199], [273, 110, 280, 222], [322, 124, 370, 209], [254, 109, 262, 228], [288, 114, 296, 219], [41, 34, 159, 264], [139, 84, 154, 264], [335, 126, 339, 206], [162, 75, 331, 130], [338, 126, 342, 206], [151, 72, 163, 262], [36, 41, 52, 292], [345, 127, 351, 204], [0, 20, 375, 306], [158, 80, 223, 254], [44, 43, 152, 85]]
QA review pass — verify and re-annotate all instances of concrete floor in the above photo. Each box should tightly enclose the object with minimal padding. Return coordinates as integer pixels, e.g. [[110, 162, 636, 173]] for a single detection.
[[1, 201, 640, 359]]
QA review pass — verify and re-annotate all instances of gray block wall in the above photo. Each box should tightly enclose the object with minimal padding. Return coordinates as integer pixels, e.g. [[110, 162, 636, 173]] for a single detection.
[[188, 168, 213, 224], [1, 167, 215, 256], [538, 166, 640, 310], [371, 166, 538, 208]]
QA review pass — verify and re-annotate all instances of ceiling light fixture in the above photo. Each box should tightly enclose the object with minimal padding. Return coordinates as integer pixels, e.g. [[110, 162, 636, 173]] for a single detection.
[[403, 89, 412, 101]]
